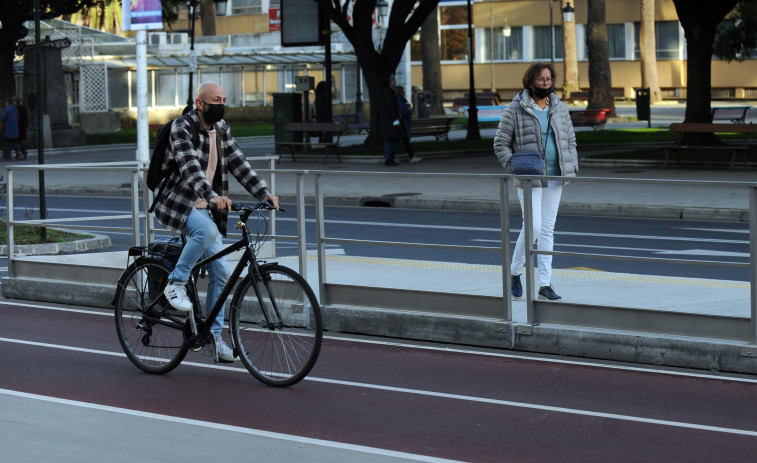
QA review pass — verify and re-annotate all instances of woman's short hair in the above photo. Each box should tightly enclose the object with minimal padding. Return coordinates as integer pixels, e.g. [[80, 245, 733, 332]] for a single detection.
[[522, 63, 557, 89]]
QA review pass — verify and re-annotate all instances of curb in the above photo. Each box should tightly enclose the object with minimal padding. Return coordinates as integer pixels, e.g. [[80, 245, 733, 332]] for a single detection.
[[0, 232, 111, 256]]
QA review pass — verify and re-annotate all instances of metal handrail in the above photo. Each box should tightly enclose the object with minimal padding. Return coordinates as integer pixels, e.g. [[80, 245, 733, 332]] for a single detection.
[[4, 163, 755, 346]]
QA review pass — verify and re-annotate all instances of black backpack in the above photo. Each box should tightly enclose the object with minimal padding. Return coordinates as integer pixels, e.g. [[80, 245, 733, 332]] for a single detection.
[[147, 114, 199, 212]]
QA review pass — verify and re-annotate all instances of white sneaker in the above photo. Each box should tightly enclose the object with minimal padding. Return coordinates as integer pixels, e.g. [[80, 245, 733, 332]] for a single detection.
[[410, 156, 422, 164], [202, 336, 236, 363], [215, 337, 236, 363], [163, 282, 193, 312]]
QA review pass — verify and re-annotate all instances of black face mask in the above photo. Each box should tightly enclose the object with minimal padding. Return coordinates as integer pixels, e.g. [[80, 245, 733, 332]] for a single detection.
[[531, 86, 553, 99], [201, 101, 225, 124]]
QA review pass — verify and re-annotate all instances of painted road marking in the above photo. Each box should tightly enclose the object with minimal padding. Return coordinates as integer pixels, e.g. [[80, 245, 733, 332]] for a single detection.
[[2, 335, 757, 437]]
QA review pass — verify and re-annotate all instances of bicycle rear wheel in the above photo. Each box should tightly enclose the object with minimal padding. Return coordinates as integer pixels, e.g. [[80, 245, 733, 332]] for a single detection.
[[230, 264, 323, 387], [114, 256, 188, 374]]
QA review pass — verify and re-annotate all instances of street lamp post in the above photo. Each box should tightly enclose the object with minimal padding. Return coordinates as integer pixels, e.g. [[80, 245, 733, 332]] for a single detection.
[[186, 0, 197, 108], [466, 0, 480, 140], [489, 7, 509, 93], [549, 0, 554, 67]]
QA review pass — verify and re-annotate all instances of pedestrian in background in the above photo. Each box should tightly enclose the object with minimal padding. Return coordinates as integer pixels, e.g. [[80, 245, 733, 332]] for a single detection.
[[2, 98, 25, 161], [14, 96, 28, 158], [493, 62, 579, 301], [395, 86, 421, 164], [379, 76, 401, 166]]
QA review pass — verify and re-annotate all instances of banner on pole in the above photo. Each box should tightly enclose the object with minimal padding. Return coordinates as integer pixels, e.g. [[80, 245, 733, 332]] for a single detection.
[[122, 0, 163, 31]]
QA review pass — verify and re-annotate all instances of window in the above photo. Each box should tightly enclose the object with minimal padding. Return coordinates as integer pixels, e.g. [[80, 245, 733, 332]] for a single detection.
[[655, 21, 680, 59], [533, 26, 563, 60], [108, 70, 129, 109], [230, 0, 261, 15], [483, 28, 505, 62], [505, 27, 523, 61], [440, 4, 470, 61], [634, 21, 681, 59], [607, 24, 625, 59], [156, 72, 178, 107], [411, 33, 422, 61]]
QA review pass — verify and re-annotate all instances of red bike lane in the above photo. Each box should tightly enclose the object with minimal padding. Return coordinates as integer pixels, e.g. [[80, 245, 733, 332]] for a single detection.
[[2, 301, 757, 462]]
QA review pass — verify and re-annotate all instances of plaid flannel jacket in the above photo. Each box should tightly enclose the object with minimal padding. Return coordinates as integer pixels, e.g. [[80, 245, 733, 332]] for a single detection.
[[153, 109, 270, 233]]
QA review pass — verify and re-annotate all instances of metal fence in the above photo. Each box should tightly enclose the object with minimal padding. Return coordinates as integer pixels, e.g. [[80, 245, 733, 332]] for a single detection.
[[4, 163, 756, 353]]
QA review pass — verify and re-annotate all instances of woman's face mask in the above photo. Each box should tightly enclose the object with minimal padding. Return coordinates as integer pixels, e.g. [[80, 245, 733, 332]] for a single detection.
[[531, 86, 553, 99]]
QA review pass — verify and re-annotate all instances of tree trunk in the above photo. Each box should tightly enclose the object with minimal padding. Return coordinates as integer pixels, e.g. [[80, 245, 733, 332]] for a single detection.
[[200, 0, 217, 36], [672, 0, 739, 124], [640, 0, 662, 103], [561, 0, 579, 98], [0, 23, 23, 103], [586, 0, 615, 115], [421, 7, 445, 116], [320, 0, 440, 146]]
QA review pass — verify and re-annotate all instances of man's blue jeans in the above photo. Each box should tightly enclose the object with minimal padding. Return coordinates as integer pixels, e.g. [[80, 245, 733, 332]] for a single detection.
[[168, 207, 230, 338]]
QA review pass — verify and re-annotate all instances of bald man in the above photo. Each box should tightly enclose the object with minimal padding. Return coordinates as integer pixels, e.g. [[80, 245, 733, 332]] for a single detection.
[[155, 81, 279, 362]]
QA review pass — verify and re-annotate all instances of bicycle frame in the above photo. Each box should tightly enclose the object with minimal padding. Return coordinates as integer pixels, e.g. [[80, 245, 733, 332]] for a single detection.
[[183, 206, 280, 352]]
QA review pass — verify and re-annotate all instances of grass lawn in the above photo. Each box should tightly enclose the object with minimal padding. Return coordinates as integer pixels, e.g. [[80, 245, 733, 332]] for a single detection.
[[0, 223, 92, 246], [85, 124, 755, 161]]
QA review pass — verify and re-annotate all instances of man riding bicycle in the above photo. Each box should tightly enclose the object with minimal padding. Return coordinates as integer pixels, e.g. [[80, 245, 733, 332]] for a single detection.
[[154, 81, 279, 362]]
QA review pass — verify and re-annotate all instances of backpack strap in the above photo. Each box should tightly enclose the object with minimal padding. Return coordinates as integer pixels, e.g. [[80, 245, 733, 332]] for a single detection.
[[148, 114, 201, 213]]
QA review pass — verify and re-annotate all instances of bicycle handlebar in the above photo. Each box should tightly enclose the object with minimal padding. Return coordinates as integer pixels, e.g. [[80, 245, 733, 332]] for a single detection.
[[207, 200, 284, 213]]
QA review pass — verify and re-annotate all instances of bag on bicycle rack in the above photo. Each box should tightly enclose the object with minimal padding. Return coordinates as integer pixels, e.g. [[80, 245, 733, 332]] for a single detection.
[[147, 236, 183, 265]]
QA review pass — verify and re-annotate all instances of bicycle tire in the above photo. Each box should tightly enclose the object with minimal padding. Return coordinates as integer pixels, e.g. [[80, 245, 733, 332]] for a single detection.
[[114, 256, 189, 374], [230, 264, 323, 387]]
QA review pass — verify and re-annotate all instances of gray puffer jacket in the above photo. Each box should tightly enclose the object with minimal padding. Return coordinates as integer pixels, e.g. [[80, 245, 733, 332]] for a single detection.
[[493, 90, 579, 188]]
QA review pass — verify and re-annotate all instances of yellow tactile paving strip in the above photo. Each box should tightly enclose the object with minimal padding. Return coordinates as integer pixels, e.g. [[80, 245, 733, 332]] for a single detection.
[[289, 254, 750, 289]]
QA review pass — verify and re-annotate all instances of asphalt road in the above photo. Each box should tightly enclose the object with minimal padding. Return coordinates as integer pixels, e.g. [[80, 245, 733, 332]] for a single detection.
[[2, 300, 757, 462], [2, 194, 750, 281]]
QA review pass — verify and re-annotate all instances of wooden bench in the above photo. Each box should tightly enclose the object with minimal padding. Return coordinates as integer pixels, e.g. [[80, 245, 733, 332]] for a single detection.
[[563, 91, 589, 103], [711, 106, 751, 123], [569, 108, 611, 130], [666, 122, 757, 170], [409, 117, 455, 141], [452, 92, 501, 110], [333, 113, 369, 133], [275, 121, 347, 163]]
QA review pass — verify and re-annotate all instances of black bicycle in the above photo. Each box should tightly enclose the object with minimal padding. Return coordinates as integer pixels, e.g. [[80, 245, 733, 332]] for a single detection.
[[113, 201, 322, 387]]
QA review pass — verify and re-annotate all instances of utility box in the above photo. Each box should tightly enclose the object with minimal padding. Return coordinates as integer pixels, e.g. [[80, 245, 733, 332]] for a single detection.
[[273, 93, 302, 154], [295, 75, 314, 92], [635, 87, 651, 121]]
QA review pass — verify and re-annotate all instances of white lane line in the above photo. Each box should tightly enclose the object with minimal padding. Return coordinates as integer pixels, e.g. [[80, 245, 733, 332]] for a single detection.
[[1, 336, 756, 437], [5, 301, 757, 384], [0, 388, 466, 463]]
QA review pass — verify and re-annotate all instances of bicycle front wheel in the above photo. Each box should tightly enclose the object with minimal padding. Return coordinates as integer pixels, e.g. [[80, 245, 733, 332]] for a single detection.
[[230, 264, 323, 387], [114, 256, 188, 374]]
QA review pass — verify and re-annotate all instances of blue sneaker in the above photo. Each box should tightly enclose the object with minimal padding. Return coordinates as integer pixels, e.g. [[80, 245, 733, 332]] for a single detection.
[[538, 285, 562, 301], [511, 274, 523, 299]]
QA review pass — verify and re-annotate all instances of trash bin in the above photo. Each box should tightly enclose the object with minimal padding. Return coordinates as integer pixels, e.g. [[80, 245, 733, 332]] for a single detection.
[[416, 90, 431, 119], [273, 93, 302, 154], [635, 87, 650, 122]]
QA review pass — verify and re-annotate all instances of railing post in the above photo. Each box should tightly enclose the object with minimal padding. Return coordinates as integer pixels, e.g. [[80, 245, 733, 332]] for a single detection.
[[750, 186, 757, 344], [268, 157, 276, 249], [296, 172, 307, 279], [500, 176, 512, 321], [6, 169, 15, 278], [521, 179, 535, 324], [314, 173, 327, 304], [131, 168, 142, 247]]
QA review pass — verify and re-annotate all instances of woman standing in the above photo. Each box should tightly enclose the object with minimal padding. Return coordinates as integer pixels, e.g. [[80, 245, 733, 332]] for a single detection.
[[493, 63, 579, 300]]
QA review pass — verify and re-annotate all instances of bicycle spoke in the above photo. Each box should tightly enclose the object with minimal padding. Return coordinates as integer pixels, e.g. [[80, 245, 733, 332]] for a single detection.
[[230, 264, 322, 387], [115, 257, 188, 374]]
